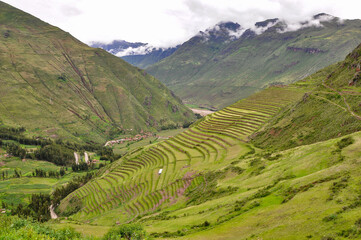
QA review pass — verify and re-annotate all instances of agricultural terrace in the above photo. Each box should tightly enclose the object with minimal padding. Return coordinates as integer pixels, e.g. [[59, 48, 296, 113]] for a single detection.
[[58, 86, 305, 225]]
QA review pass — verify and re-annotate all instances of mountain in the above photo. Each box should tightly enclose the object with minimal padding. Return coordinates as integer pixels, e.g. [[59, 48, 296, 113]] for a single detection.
[[90, 40, 178, 69], [147, 14, 361, 109], [121, 47, 178, 70], [56, 41, 361, 239], [0, 1, 194, 143], [90, 40, 146, 53], [253, 42, 361, 150]]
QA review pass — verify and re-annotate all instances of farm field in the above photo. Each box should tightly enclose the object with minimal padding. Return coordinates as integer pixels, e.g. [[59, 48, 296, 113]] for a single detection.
[[0, 154, 89, 205], [56, 86, 306, 231], [0, 142, 109, 207]]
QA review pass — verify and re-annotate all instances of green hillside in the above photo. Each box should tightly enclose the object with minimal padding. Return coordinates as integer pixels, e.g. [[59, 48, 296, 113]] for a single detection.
[[57, 86, 304, 224], [3, 2, 361, 239], [147, 16, 361, 109], [0, 1, 194, 143], [53, 44, 361, 239], [253, 43, 361, 150]]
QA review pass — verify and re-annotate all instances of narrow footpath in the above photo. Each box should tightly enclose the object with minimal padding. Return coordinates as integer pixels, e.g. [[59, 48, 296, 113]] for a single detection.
[[322, 79, 361, 120]]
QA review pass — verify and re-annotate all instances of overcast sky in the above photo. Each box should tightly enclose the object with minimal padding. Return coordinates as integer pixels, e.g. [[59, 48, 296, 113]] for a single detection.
[[3, 0, 361, 47]]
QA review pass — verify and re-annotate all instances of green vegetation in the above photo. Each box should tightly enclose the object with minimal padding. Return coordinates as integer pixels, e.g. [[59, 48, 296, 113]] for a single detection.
[[0, 1, 194, 144], [3, 2, 361, 239], [103, 223, 148, 240], [11, 193, 51, 222], [0, 215, 149, 239], [35, 144, 75, 166], [56, 86, 304, 233], [253, 43, 361, 151], [48, 43, 361, 239], [147, 17, 361, 109], [0, 137, 104, 207], [0, 215, 88, 240]]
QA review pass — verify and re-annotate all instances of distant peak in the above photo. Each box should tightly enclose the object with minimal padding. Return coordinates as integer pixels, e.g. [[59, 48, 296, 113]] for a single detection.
[[313, 13, 334, 20], [196, 21, 244, 42], [255, 18, 279, 28], [216, 21, 241, 31]]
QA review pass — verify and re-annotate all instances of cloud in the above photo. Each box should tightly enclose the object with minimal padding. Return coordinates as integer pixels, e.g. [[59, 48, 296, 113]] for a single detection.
[[277, 14, 336, 33], [114, 45, 155, 57], [2, 0, 360, 47], [228, 28, 246, 39], [61, 5, 82, 17], [252, 19, 280, 35]]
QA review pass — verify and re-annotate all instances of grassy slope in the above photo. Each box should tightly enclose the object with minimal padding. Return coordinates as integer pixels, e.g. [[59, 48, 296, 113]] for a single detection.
[[147, 18, 361, 109], [253, 43, 361, 151], [178, 132, 361, 240], [55, 85, 306, 231], [53, 44, 361, 239], [0, 1, 194, 143]]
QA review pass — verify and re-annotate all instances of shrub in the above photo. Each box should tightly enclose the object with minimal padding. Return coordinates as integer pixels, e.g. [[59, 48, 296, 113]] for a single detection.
[[103, 223, 148, 240], [182, 122, 194, 128], [355, 217, 361, 228], [322, 214, 338, 222], [225, 166, 244, 174], [203, 220, 210, 227], [336, 137, 354, 149]]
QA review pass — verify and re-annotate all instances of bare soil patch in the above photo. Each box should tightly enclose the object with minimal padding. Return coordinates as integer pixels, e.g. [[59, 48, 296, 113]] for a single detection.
[[191, 108, 215, 116]]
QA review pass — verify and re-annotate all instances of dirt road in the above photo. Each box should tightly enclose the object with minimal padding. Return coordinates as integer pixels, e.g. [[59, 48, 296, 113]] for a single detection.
[[49, 205, 58, 219]]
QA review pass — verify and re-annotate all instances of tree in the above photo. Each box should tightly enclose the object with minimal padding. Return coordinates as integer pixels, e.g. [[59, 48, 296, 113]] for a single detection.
[[6, 143, 26, 159], [12, 193, 51, 222], [34, 144, 74, 166]]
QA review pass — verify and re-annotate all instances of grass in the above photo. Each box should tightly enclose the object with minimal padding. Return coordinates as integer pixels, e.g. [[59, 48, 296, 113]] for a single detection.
[[253, 44, 361, 151], [56, 85, 304, 233], [49, 220, 111, 238], [0, 156, 61, 176], [52, 44, 361, 238], [4, 7, 361, 239], [143, 131, 361, 239], [0, 146, 90, 205], [0, 1, 194, 144]]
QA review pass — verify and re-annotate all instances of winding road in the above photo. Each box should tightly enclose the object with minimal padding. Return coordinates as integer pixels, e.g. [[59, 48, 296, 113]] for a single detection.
[[49, 204, 58, 219], [74, 152, 79, 165], [84, 152, 89, 164]]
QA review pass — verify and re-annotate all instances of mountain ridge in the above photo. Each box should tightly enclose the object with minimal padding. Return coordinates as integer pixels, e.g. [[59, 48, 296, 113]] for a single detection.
[[0, 1, 194, 143], [147, 14, 361, 109], [90, 40, 179, 69]]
